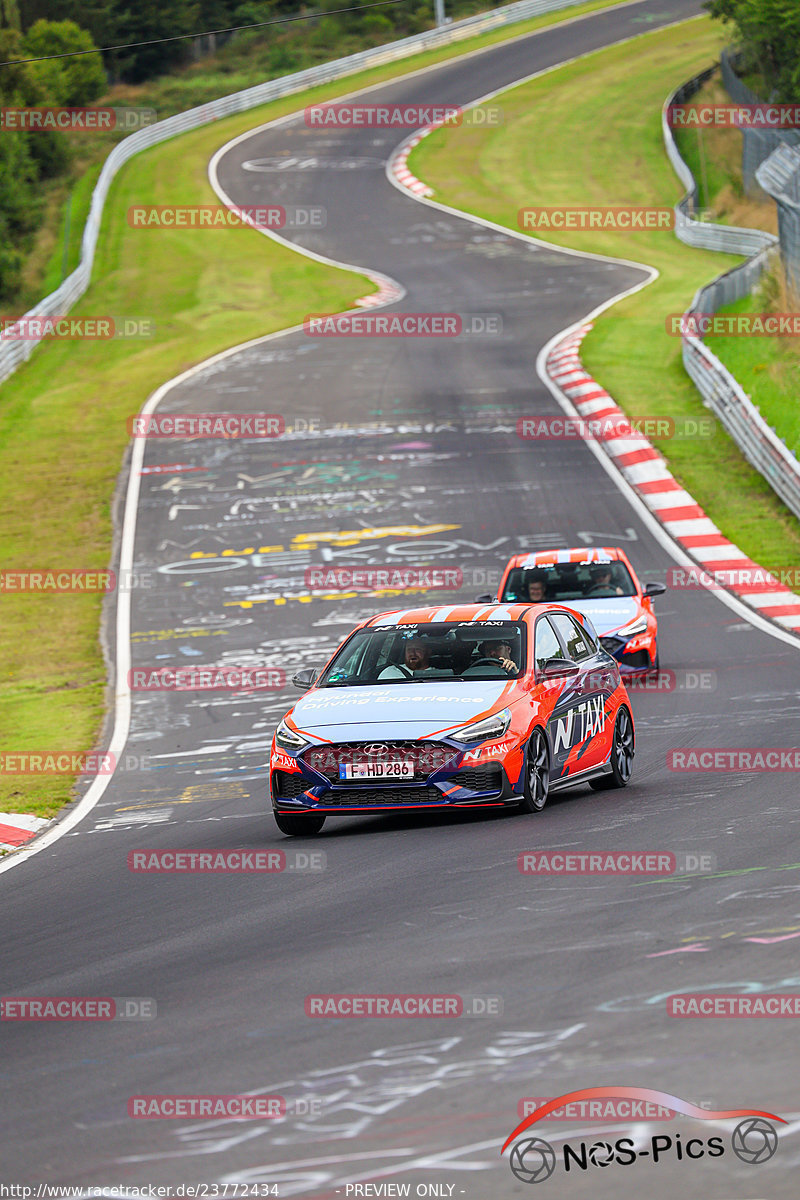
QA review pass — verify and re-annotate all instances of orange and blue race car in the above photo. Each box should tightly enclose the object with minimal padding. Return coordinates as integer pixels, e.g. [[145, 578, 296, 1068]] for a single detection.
[[270, 602, 634, 836], [491, 547, 666, 675]]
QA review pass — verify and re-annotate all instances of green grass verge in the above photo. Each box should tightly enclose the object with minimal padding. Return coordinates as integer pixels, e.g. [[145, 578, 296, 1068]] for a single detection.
[[0, 124, 361, 821], [707, 284, 800, 460], [0, 0, 633, 822], [41, 165, 104, 294], [410, 16, 800, 585]]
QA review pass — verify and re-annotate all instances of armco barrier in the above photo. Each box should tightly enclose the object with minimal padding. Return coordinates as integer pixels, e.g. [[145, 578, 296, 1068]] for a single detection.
[[663, 71, 800, 523], [663, 68, 777, 257], [756, 143, 800, 302], [0, 0, 590, 387]]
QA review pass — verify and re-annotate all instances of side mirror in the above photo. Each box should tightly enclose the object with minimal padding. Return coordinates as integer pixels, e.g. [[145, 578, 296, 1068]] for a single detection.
[[644, 582, 667, 597], [540, 657, 580, 678], [475, 593, 494, 603], [292, 667, 320, 690]]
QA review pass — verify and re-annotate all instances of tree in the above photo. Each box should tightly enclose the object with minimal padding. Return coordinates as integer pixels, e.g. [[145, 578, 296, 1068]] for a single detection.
[[22, 19, 107, 104], [106, 0, 200, 82], [0, 29, 43, 300], [707, 0, 800, 101], [1, 0, 21, 30]]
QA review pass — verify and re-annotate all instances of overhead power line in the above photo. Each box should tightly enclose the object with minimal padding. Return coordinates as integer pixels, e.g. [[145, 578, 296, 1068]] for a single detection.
[[0, 0, 410, 67]]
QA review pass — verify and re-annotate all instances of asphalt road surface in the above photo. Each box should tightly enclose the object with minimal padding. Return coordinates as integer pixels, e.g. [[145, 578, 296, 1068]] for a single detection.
[[4, 0, 800, 1195]]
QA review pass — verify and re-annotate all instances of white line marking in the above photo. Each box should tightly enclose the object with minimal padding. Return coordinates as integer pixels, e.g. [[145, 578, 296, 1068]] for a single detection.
[[3, 5, 779, 878]]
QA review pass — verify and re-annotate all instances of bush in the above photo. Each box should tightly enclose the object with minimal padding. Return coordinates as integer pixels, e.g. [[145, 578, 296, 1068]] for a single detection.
[[361, 13, 394, 43], [22, 20, 108, 106]]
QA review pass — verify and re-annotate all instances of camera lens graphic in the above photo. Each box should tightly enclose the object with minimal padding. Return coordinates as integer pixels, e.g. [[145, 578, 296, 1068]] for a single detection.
[[588, 1139, 615, 1166], [509, 1136, 557, 1183], [731, 1118, 778, 1165]]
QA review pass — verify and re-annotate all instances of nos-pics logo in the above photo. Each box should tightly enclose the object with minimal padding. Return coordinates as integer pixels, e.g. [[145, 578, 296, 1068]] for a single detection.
[[502, 1088, 782, 1183]]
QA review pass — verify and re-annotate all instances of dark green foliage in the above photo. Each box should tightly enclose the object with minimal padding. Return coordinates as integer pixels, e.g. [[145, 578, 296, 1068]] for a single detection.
[[23, 20, 108, 103], [0, 29, 43, 300], [706, 0, 800, 100]]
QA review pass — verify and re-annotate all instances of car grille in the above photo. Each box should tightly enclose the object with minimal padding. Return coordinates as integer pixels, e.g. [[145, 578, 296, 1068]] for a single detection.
[[302, 741, 457, 782], [318, 787, 445, 807], [600, 636, 624, 655], [450, 766, 503, 793], [621, 648, 651, 670], [272, 771, 308, 799]]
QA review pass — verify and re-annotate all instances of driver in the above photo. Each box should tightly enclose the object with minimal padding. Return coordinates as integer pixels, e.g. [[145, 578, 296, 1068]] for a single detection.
[[379, 637, 442, 679], [587, 564, 623, 596], [478, 639, 517, 674]]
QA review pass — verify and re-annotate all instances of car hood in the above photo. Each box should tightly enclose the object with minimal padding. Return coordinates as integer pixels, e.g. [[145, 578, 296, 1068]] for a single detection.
[[289, 681, 513, 742], [563, 596, 641, 636]]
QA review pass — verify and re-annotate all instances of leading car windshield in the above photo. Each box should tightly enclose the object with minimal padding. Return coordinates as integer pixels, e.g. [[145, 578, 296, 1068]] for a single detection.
[[316, 621, 527, 686], [501, 559, 637, 603]]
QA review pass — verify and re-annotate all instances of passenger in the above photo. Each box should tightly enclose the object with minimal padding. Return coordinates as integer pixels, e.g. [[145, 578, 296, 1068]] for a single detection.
[[379, 638, 444, 679], [525, 573, 548, 603]]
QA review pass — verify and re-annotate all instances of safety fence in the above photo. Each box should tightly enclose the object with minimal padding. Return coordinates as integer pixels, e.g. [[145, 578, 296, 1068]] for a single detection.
[[720, 47, 800, 299], [720, 48, 800, 195]]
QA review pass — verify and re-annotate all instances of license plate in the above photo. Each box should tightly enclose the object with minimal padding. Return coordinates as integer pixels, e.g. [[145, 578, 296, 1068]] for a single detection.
[[339, 759, 414, 780]]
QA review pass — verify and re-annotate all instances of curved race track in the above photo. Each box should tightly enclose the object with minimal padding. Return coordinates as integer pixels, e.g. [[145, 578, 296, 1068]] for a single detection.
[[4, 1, 800, 1194]]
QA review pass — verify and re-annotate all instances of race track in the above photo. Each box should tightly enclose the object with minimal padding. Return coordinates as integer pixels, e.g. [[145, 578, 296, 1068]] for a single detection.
[[4, 0, 800, 1194]]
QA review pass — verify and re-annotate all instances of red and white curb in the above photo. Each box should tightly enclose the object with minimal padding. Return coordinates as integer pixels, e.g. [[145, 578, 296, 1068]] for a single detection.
[[0, 812, 50, 853], [546, 325, 800, 633], [390, 126, 439, 197], [356, 273, 404, 308]]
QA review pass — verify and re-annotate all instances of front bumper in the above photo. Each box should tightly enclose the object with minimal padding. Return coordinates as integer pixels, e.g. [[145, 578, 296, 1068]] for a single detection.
[[271, 738, 519, 815]]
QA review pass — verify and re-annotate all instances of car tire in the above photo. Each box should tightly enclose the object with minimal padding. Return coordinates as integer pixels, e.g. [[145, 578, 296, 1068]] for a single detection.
[[519, 728, 550, 813], [590, 705, 634, 791], [273, 811, 326, 836]]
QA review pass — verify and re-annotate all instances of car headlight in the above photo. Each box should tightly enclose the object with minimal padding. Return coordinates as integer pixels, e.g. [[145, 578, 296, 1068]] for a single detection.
[[450, 708, 512, 744], [275, 719, 305, 750], [616, 615, 648, 639]]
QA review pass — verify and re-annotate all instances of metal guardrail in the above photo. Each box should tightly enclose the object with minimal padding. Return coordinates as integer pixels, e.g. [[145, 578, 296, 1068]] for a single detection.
[[663, 71, 800, 523], [663, 69, 777, 257], [0, 0, 589, 387]]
